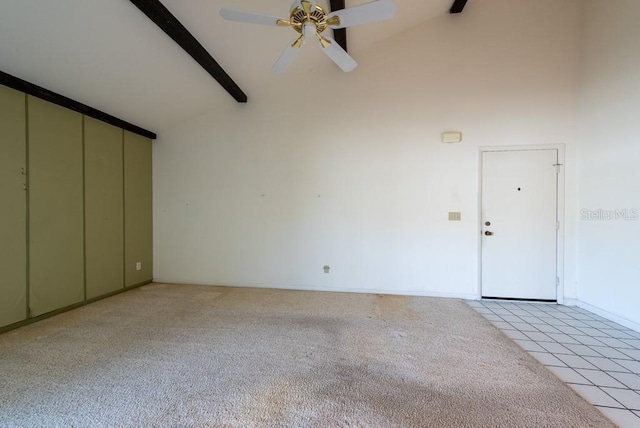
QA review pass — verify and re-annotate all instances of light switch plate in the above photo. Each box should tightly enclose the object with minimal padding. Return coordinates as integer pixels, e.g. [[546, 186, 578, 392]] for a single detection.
[[448, 212, 462, 221]]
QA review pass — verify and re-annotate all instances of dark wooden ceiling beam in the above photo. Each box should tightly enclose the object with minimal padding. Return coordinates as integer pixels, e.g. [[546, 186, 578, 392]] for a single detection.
[[329, 0, 348, 52], [1, 70, 156, 139], [450, 0, 469, 14], [129, 0, 247, 103]]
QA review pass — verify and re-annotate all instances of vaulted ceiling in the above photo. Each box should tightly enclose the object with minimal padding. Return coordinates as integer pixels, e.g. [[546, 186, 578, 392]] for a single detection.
[[0, 0, 459, 134]]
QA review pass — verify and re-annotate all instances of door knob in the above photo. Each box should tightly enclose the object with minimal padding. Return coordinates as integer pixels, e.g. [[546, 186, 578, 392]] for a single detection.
[[484, 231, 493, 236]]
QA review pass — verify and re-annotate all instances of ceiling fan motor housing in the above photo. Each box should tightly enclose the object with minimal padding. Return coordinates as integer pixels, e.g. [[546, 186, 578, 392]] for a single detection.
[[290, 4, 329, 34]]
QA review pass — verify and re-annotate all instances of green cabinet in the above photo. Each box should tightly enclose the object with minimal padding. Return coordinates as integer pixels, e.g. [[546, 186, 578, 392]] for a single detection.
[[84, 118, 125, 299], [124, 131, 153, 287], [28, 96, 85, 317], [0, 86, 27, 326]]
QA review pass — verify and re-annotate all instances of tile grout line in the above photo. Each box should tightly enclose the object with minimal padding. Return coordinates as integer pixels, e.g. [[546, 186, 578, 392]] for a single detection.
[[470, 302, 640, 415], [596, 384, 640, 411]]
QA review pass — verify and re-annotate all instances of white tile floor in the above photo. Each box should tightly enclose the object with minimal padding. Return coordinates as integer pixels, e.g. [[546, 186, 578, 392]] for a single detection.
[[468, 300, 640, 428]]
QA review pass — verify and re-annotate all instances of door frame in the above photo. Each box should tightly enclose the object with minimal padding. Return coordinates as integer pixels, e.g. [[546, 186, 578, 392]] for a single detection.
[[477, 144, 565, 304]]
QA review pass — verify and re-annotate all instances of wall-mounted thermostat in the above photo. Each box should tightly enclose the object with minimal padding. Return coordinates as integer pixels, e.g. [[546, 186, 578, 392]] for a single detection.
[[442, 131, 462, 144]]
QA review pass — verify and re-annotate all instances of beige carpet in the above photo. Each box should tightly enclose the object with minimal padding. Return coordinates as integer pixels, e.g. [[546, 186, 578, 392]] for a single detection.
[[0, 283, 614, 427]]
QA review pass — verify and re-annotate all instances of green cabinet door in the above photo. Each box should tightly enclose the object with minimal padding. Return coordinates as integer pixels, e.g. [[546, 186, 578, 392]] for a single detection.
[[0, 86, 27, 327], [85, 117, 124, 299], [124, 131, 153, 287], [28, 96, 84, 316]]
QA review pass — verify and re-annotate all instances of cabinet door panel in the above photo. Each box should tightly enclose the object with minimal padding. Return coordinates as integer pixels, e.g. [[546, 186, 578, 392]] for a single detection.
[[124, 131, 153, 286], [28, 96, 84, 316], [85, 117, 124, 299], [0, 86, 27, 327]]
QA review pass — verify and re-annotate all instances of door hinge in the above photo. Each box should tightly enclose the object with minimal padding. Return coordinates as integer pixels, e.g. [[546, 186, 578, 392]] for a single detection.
[[556, 221, 560, 230], [553, 163, 563, 174], [556, 277, 560, 287]]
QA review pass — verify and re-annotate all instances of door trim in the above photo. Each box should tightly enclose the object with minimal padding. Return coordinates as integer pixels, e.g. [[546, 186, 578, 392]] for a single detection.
[[477, 144, 565, 304]]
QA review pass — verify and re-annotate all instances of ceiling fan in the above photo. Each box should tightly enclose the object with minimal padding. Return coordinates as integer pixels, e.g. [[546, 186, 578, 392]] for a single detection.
[[220, 0, 396, 73]]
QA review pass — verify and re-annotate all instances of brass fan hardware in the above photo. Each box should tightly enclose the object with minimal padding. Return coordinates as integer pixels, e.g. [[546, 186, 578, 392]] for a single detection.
[[317, 34, 331, 48], [291, 35, 304, 48], [326, 16, 341, 27], [220, 0, 397, 73], [289, 2, 329, 35]]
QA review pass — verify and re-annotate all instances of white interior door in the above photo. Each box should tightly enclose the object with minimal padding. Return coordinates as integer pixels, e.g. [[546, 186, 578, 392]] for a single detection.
[[481, 149, 558, 301]]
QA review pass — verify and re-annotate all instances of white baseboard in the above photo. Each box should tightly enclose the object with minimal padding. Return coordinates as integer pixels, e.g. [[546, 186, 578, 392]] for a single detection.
[[565, 299, 640, 333], [149, 280, 640, 333], [151, 278, 478, 300]]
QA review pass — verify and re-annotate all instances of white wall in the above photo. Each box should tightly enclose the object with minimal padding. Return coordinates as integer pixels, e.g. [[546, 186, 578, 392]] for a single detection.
[[154, 0, 581, 299], [576, 0, 640, 327]]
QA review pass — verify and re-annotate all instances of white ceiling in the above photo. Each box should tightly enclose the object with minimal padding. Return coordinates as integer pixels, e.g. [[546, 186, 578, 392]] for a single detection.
[[0, 0, 454, 134]]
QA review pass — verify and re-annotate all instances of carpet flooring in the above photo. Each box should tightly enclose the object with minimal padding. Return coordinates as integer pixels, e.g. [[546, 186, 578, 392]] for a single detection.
[[0, 283, 614, 427]]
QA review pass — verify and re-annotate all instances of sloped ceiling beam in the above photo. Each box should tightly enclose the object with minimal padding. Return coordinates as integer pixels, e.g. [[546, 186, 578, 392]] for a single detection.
[[329, 0, 348, 51], [450, 0, 469, 14], [129, 0, 247, 103], [0, 70, 157, 139]]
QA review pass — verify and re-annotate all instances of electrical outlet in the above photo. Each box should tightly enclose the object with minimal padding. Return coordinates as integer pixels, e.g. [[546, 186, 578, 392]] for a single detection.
[[323, 265, 330, 273], [448, 212, 462, 221], [136, 262, 142, 271]]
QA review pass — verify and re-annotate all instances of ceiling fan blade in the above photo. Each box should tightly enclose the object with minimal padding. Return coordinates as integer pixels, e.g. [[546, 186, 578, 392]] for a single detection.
[[273, 37, 304, 74], [318, 36, 357, 72], [220, 8, 286, 26], [327, 0, 396, 29]]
